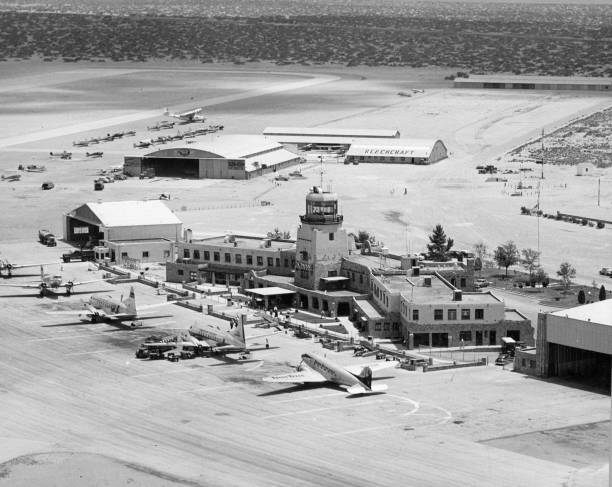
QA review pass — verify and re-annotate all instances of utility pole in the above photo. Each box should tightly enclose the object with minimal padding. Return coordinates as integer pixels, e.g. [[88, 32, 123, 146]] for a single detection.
[[540, 128, 545, 180], [598, 178, 601, 207]]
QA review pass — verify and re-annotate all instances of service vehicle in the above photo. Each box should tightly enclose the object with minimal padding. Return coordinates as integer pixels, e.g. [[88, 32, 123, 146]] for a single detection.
[[41, 181, 54, 190], [38, 229, 57, 246], [62, 249, 95, 262], [474, 278, 490, 289]]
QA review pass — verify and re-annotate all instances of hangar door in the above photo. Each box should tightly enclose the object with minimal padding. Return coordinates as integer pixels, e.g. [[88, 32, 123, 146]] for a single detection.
[[548, 343, 610, 391], [142, 157, 199, 178]]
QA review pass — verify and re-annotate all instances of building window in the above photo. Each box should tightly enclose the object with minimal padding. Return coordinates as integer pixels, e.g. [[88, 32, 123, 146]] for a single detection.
[[246, 255, 253, 265], [225, 253, 231, 263], [530, 360, 536, 368], [329, 270, 337, 277], [177, 269, 184, 276], [522, 359, 526, 367], [475, 309, 484, 320], [121, 252, 128, 258], [383, 322, 390, 331], [204, 251, 210, 260], [284, 258, 289, 267], [461, 309, 471, 320], [183, 249, 190, 259], [214, 252, 220, 262], [434, 309, 443, 321], [460, 278, 466, 288], [276, 258, 280, 267], [189, 271, 197, 281], [163, 250, 170, 259], [267, 257, 273, 267], [312, 297, 319, 309], [459, 331, 472, 342], [412, 309, 419, 321], [142, 251, 149, 258], [329, 232, 334, 240], [257, 256, 264, 266], [235, 254, 242, 264], [359, 274, 363, 284], [193, 250, 200, 260], [291, 258, 295, 267], [448, 309, 457, 320]]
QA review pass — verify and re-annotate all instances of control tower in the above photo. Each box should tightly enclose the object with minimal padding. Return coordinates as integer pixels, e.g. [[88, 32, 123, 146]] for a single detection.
[[294, 187, 350, 290]]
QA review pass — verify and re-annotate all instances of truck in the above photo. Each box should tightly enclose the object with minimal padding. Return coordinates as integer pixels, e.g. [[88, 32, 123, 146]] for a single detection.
[[62, 249, 95, 262], [38, 229, 57, 246]]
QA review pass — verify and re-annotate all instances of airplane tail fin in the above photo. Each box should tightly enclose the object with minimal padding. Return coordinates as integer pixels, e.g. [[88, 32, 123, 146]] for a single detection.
[[230, 315, 246, 345], [163, 107, 170, 116], [124, 286, 136, 315], [358, 366, 373, 389]]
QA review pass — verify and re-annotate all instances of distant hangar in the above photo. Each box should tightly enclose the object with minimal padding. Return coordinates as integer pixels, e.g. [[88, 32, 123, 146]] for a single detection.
[[124, 135, 300, 180], [344, 139, 447, 165], [454, 75, 612, 91]]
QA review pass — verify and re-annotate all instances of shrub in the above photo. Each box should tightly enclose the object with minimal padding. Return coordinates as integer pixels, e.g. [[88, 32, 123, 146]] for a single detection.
[[581, 218, 588, 226], [597, 221, 605, 229], [578, 289, 586, 304], [542, 278, 550, 287]]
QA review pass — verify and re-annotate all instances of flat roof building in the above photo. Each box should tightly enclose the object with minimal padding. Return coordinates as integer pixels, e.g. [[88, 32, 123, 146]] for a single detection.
[[124, 135, 300, 180], [454, 75, 612, 91]]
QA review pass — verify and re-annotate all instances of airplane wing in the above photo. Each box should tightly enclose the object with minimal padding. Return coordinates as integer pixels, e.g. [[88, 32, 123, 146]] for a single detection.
[[0, 282, 42, 289], [5, 261, 56, 270], [344, 383, 388, 395], [58, 277, 110, 288], [343, 361, 398, 376], [263, 367, 327, 384]]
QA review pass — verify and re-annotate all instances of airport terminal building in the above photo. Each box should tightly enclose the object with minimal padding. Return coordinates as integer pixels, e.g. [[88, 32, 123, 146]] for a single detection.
[[124, 135, 300, 180]]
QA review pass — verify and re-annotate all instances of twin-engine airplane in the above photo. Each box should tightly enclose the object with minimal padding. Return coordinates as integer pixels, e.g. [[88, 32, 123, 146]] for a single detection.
[[48, 286, 175, 324], [0, 259, 55, 278], [263, 352, 396, 395], [0, 266, 105, 296], [188, 317, 251, 353], [163, 107, 206, 123]]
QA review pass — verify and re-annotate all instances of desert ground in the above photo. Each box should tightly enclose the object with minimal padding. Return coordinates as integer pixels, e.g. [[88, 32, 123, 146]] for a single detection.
[[0, 61, 610, 486]]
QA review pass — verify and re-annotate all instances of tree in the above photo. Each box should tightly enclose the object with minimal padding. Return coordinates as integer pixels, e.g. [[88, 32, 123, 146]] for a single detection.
[[556, 262, 576, 291], [600, 285, 607, 301], [493, 241, 519, 278], [521, 248, 541, 281], [473, 241, 488, 261], [535, 268, 549, 287], [427, 224, 454, 262], [354, 230, 375, 244], [267, 228, 291, 239], [577, 289, 586, 304]]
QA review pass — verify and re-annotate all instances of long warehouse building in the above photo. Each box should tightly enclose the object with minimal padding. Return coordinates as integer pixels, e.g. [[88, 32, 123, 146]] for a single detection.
[[454, 75, 612, 91]]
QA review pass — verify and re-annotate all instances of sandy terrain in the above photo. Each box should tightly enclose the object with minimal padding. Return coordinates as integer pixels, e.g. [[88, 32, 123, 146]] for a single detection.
[[0, 61, 610, 486]]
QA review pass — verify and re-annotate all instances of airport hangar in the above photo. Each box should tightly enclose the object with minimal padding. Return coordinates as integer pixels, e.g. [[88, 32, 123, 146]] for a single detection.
[[454, 75, 612, 91], [63, 200, 182, 264], [123, 135, 301, 180], [515, 300, 612, 391], [263, 127, 447, 164]]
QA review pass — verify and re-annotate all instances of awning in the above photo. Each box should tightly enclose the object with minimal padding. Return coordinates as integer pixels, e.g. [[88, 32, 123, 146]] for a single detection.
[[321, 276, 349, 282], [245, 287, 296, 297]]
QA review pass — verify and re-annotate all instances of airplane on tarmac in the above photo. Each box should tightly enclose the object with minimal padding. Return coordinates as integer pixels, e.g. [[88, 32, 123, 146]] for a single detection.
[[188, 315, 274, 354], [47, 286, 176, 325], [163, 107, 206, 123], [147, 120, 175, 131], [86, 152, 103, 158], [133, 139, 153, 148], [0, 265, 107, 297], [73, 139, 90, 147], [0, 259, 55, 278], [49, 151, 72, 159], [263, 352, 396, 395], [1, 174, 21, 182]]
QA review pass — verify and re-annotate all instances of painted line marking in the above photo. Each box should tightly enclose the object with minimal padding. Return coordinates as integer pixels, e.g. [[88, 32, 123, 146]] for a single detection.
[[178, 385, 236, 394], [65, 349, 116, 356], [244, 360, 264, 372], [131, 368, 197, 378], [28, 333, 106, 342], [273, 391, 346, 404], [323, 423, 406, 438], [262, 400, 383, 419]]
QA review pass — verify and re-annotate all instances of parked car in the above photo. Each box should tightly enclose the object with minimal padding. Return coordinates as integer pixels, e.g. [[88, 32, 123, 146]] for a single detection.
[[41, 181, 54, 190], [474, 278, 490, 289], [599, 267, 612, 276]]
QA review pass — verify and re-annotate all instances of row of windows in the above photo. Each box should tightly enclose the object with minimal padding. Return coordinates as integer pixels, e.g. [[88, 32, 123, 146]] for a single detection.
[[349, 271, 364, 284], [374, 322, 400, 332], [183, 248, 294, 268], [121, 251, 150, 258], [432, 308, 484, 321]]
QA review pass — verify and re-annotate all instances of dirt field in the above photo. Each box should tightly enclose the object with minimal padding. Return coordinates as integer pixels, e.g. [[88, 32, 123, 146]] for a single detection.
[[0, 61, 610, 486]]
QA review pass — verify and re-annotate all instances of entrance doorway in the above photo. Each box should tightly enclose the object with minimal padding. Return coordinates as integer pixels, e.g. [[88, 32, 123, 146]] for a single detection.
[[489, 330, 497, 345], [475, 331, 483, 346], [432, 332, 449, 347]]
